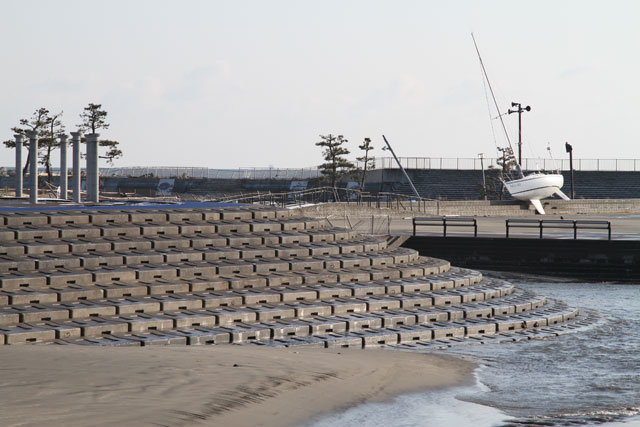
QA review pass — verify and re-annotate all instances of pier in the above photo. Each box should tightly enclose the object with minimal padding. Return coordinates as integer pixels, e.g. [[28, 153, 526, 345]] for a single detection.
[[403, 215, 640, 281]]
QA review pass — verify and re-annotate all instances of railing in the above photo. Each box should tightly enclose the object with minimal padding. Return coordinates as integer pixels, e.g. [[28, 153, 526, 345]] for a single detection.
[[505, 219, 612, 240], [94, 158, 640, 179], [365, 157, 640, 172], [412, 217, 478, 237], [181, 186, 436, 210], [99, 167, 322, 179], [6, 157, 639, 179]]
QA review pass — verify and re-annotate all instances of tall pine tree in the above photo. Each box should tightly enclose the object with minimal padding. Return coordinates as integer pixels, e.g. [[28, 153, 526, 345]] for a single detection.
[[356, 137, 374, 193], [316, 134, 355, 201], [2, 107, 52, 176], [78, 103, 122, 165]]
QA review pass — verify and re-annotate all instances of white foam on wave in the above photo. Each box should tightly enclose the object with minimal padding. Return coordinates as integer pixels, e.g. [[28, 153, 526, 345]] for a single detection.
[[605, 416, 640, 426], [305, 363, 640, 427], [305, 375, 510, 427]]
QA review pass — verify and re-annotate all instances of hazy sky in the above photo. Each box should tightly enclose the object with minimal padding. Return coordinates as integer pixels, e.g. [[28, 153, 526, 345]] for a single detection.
[[1, 0, 639, 169]]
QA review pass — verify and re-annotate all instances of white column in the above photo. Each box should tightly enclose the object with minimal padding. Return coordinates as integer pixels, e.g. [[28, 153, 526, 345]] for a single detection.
[[28, 130, 38, 204], [59, 134, 68, 199], [14, 134, 23, 197], [86, 133, 100, 203], [71, 131, 82, 203]]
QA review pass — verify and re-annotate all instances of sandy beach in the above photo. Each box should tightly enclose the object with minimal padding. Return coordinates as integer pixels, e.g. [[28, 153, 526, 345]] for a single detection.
[[0, 345, 474, 427]]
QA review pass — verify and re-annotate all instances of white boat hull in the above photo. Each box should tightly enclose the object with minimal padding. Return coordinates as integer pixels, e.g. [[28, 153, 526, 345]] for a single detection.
[[504, 173, 564, 201], [504, 173, 568, 214]]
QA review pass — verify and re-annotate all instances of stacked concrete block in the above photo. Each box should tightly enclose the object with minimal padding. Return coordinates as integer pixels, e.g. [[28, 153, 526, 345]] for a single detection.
[[0, 205, 583, 347]]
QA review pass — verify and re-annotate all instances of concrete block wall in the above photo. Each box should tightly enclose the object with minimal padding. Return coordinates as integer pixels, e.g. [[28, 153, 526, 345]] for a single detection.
[[297, 199, 640, 219], [367, 169, 640, 201], [0, 204, 584, 347]]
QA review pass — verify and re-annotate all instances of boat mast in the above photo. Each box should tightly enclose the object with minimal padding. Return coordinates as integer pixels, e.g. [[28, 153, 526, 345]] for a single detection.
[[471, 33, 524, 178]]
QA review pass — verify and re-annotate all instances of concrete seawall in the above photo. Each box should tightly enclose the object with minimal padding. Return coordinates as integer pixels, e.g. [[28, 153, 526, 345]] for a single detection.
[[403, 236, 640, 281], [0, 204, 584, 346], [298, 199, 640, 217], [298, 201, 640, 281]]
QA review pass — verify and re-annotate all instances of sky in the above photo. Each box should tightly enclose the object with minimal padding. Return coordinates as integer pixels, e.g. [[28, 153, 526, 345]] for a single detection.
[[1, 0, 639, 169]]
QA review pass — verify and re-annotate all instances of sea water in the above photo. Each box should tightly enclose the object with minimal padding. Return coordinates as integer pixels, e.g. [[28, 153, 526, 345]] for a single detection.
[[308, 274, 640, 427]]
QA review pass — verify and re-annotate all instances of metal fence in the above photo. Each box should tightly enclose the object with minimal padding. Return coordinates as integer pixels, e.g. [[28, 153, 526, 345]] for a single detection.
[[100, 167, 323, 179], [368, 157, 640, 172], [97, 158, 640, 179], [180, 186, 437, 209]]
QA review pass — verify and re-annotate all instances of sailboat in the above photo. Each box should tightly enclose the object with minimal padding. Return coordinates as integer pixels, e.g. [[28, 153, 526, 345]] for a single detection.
[[472, 34, 569, 214], [504, 171, 569, 214]]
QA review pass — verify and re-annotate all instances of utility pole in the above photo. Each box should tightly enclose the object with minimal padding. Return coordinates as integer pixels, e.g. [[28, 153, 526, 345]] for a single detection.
[[478, 153, 487, 200], [565, 142, 574, 199], [508, 102, 531, 166]]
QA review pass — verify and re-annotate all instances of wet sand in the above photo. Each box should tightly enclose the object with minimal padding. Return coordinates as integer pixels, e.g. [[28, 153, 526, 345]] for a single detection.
[[0, 345, 474, 427]]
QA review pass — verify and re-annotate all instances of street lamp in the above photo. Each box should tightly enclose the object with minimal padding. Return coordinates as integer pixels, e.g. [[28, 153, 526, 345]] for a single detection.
[[565, 142, 574, 199], [478, 153, 487, 200], [508, 102, 531, 167]]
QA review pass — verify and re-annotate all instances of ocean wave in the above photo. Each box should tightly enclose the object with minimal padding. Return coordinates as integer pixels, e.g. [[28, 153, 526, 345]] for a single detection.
[[504, 406, 640, 426]]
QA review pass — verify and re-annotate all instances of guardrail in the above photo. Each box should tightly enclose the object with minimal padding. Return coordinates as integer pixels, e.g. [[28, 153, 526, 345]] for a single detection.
[[412, 217, 478, 237], [505, 219, 611, 240]]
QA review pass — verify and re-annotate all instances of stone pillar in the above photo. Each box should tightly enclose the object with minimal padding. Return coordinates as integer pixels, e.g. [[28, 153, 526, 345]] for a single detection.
[[59, 134, 68, 200], [71, 131, 82, 203], [85, 136, 93, 202], [14, 134, 23, 197], [86, 133, 100, 203], [28, 130, 38, 204]]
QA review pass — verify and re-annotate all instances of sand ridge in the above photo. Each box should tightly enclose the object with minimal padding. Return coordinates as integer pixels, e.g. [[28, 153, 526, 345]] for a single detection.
[[0, 345, 474, 427]]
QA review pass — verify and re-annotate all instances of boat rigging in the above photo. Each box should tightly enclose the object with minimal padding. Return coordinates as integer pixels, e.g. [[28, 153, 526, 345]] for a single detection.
[[471, 33, 570, 214]]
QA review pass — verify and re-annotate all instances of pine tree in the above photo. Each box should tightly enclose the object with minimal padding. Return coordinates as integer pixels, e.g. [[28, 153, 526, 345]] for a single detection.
[[356, 137, 374, 194], [315, 134, 355, 201], [79, 103, 110, 134], [78, 103, 122, 165], [481, 146, 518, 200], [40, 111, 65, 183], [2, 107, 52, 176]]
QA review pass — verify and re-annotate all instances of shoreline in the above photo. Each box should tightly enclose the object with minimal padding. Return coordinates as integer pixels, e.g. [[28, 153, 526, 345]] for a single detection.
[[0, 345, 475, 427]]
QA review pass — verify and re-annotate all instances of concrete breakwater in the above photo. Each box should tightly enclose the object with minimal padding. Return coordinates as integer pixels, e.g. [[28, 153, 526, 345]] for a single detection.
[[404, 236, 640, 281], [29, 169, 640, 201], [299, 199, 640, 217], [0, 204, 584, 347]]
